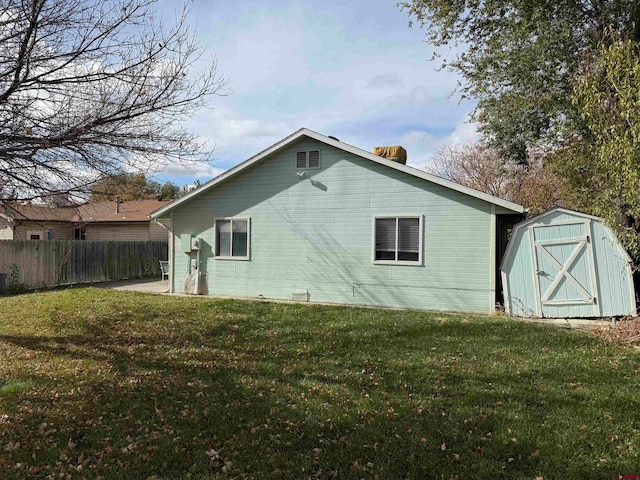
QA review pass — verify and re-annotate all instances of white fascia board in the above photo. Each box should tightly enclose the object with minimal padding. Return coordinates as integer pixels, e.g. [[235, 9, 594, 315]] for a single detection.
[[515, 207, 600, 230], [151, 128, 310, 218], [301, 130, 525, 213], [151, 127, 525, 218]]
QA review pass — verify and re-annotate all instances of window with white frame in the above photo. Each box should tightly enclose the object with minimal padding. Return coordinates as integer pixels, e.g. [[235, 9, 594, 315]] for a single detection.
[[215, 218, 250, 259], [295, 150, 321, 169], [27, 230, 43, 240], [374, 216, 422, 264]]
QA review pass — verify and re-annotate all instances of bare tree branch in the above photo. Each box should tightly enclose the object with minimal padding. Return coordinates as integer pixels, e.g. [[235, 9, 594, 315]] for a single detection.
[[427, 143, 568, 215], [0, 0, 229, 203]]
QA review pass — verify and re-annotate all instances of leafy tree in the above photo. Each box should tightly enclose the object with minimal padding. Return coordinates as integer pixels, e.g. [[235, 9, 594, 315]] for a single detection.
[[90, 173, 157, 202], [160, 181, 181, 199], [0, 0, 228, 203], [399, 0, 640, 162], [551, 38, 640, 261]]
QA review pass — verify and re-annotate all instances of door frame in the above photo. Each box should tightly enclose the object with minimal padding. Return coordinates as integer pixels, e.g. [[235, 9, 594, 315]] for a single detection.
[[528, 219, 600, 317]]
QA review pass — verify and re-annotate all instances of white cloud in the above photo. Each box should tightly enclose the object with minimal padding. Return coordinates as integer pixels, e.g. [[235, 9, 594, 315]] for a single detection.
[[397, 130, 440, 169], [158, 163, 226, 184], [150, 0, 477, 184], [367, 73, 404, 89], [395, 115, 480, 170], [446, 115, 481, 146]]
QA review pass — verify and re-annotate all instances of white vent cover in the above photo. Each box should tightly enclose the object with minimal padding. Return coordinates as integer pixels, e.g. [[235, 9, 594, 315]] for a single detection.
[[295, 150, 321, 169], [296, 151, 307, 169], [308, 150, 320, 168], [292, 289, 309, 302]]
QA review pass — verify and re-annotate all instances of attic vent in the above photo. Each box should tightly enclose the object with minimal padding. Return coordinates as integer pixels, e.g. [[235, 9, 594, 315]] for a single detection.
[[295, 150, 321, 169], [296, 151, 307, 169], [308, 150, 320, 168]]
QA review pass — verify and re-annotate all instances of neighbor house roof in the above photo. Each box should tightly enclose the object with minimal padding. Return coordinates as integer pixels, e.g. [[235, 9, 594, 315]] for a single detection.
[[1, 199, 171, 224], [0, 203, 81, 222], [151, 128, 525, 218], [77, 199, 171, 222]]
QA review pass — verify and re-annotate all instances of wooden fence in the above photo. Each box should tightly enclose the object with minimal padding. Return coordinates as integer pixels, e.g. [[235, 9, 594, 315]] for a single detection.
[[0, 240, 168, 289]]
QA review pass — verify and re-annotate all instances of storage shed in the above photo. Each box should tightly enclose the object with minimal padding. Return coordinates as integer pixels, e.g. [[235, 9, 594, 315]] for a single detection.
[[500, 208, 636, 318]]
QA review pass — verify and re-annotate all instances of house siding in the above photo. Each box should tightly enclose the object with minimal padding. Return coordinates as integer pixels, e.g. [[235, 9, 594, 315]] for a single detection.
[[13, 221, 75, 240], [171, 138, 495, 313], [0, 221, 12, 239], [85, 222, 152, 241], [149, 220, 170, 241], [83, 220, 169, 241]]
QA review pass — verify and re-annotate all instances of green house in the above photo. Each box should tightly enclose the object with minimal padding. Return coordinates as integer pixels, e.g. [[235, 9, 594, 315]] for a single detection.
[[152, 129, 525, 313]]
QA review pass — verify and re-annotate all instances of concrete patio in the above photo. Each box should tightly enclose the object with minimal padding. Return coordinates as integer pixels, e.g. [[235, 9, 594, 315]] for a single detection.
[[91, 278, 169, 294]]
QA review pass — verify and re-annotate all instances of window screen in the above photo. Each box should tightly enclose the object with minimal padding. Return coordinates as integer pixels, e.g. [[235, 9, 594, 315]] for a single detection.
[[397, 218, 420, 261], [216, 218, 249, 258], [216, 220, 231, 257], [374, 216, 421, 263], [375, 218, 396, 261]]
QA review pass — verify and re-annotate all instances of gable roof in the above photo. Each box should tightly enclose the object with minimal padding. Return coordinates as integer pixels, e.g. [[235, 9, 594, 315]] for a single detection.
[[1, 199, 170, 224], [77, 199, 171, 222], [151, 128, 525, 218], [0, 203, 81, 223]]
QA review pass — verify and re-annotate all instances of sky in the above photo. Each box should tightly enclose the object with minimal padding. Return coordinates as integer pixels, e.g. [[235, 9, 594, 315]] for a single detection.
[[152, 0, 479, 187]]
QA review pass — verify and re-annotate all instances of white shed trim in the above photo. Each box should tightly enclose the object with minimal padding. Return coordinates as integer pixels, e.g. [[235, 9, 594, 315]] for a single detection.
[[528, 226, 543, 317], [490, 204, 496, 312]]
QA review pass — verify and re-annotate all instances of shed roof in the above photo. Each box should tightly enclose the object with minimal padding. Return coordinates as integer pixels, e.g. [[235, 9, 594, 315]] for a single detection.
[[151, 128, 525, 218], [500, 207, 633, 272]]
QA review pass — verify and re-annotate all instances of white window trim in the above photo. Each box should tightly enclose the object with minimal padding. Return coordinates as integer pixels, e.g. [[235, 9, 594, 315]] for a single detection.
[[295, 149, 322, 170], [214, 217, 251, 261], [372, 215, 424, 266]]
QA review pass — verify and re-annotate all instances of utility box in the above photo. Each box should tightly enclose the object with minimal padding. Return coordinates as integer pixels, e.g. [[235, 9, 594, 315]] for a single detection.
[[292, 289, 310, 302], [181, 233, 193, 253]]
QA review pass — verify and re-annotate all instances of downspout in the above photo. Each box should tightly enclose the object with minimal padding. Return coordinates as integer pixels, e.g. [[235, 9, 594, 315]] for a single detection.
[[153, 218, 173, 293], [153, 219, 170, 230], [489, 205, 496, 314]]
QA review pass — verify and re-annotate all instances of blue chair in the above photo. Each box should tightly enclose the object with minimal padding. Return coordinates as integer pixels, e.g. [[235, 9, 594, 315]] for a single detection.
[[159, 260, 169, 281]]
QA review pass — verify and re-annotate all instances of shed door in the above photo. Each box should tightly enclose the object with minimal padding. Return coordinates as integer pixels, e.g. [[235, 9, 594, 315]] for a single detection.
[[530, 221, 600, 318]]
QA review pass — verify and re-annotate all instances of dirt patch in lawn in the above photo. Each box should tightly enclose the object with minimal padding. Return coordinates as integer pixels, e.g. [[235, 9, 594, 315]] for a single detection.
[[594, 317, 640, 346]]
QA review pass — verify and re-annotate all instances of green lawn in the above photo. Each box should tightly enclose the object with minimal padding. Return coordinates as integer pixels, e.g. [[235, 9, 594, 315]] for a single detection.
[[0, 289, 639, 479]]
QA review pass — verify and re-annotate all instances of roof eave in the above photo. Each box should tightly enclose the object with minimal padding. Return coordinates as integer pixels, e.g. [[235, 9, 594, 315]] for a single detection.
[[151, 128, 525, 217]]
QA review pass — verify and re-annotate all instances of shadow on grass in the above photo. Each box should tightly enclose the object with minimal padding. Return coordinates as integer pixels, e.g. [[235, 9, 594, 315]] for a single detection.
[[0, 296, 639, 479]]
